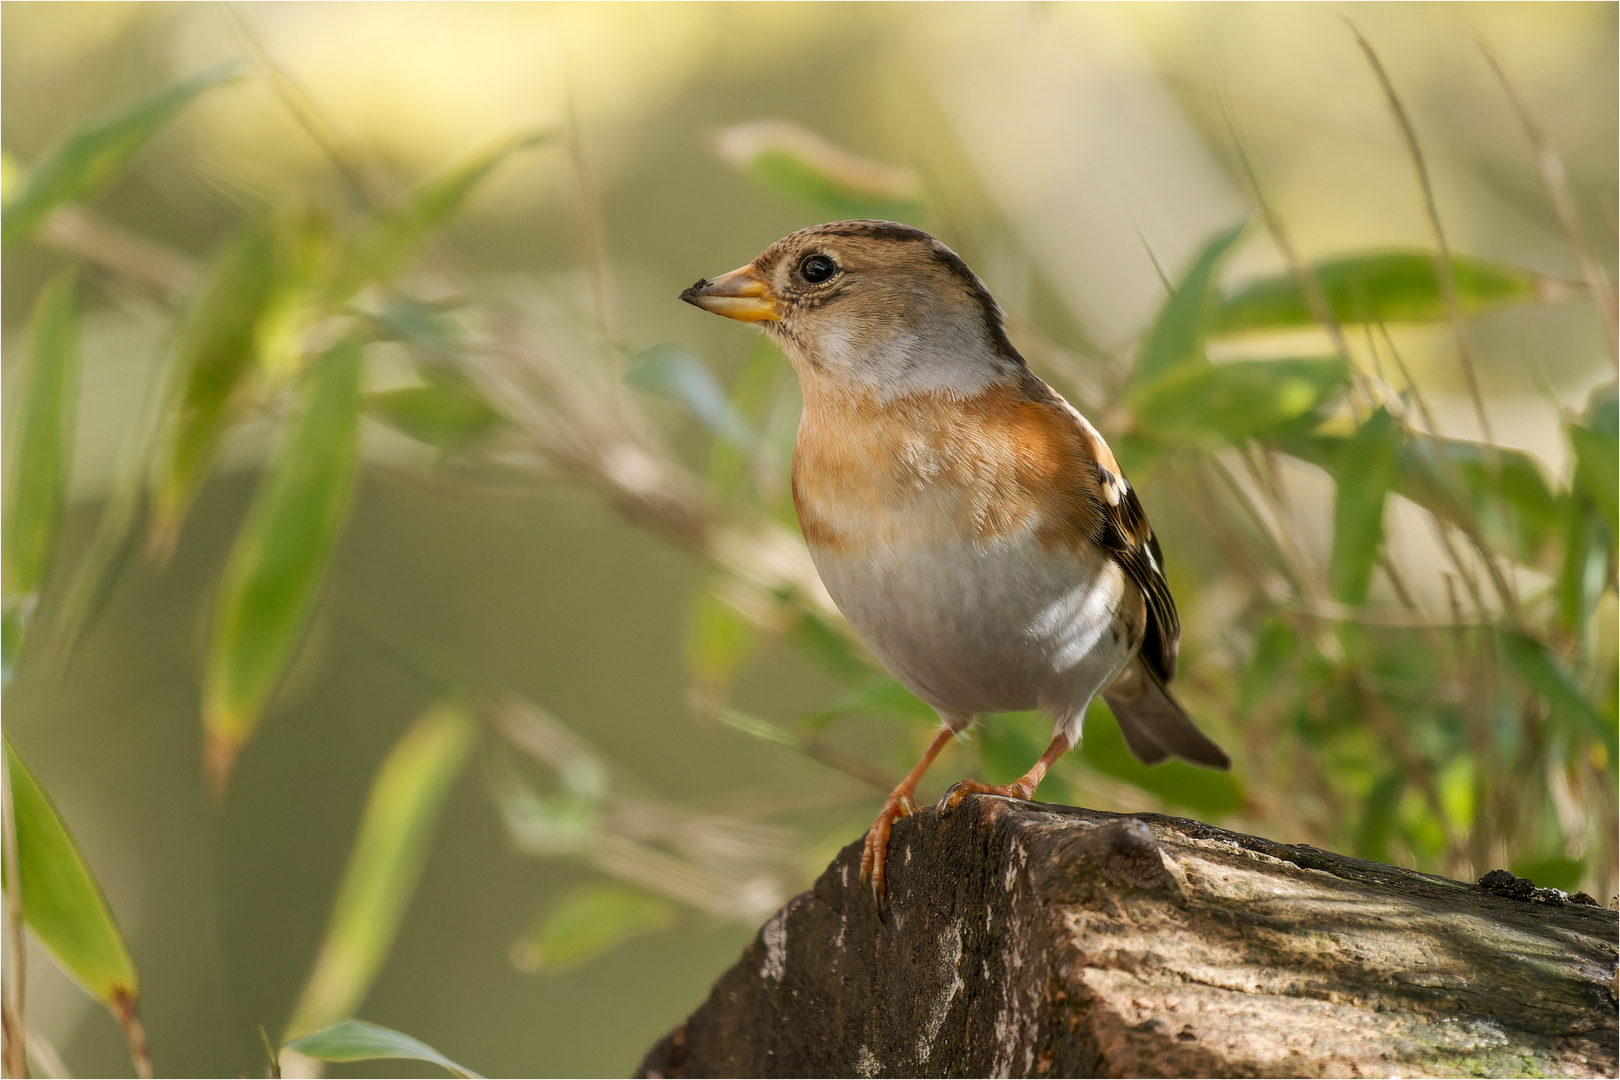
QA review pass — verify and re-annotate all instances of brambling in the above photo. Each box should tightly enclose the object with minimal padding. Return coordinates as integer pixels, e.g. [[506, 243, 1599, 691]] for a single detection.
[[681, 221, 1229, 899]]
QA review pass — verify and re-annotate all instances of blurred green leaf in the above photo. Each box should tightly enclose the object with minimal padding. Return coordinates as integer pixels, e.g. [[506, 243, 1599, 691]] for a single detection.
[[1131, 356, 1349, 445], [1131, 219, 1246, 387], [202, 339, 363, 793], [1556, 498, 1610, 638], [686, 587, 757, 700], [510, 882, 678, 974], [283, 701, 479, 1042], [1, 65, 237, 246], [1329, 408, 1401, 605], [1212, 250, 1545, 334], [628, 344, 755, 448], [979, 713, 1076, 806], [802, 676, 936, 730], [1239, 617, 1297, 714], [148, 220, 282, 554], [254, 208, 337, 385], [1080, 701, 1245, 816], [1569, 405, 1618, 540], [1508, 856, 1584, 893], [787, 609, 873, 686], [332, 129, 553, 299], [714, 121, 922, 219], [1354, 770, 1403, 863], [1498, 632, 1616, 758], [284, 1019, 482, 1079], [2, 737, 140, 1011], [718, 709, 802, 749], [3, 271, 78, 637], [368, 383, 501, 450]]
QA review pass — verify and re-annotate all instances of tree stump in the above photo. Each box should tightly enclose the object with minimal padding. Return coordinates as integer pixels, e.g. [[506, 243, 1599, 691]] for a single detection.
[[637, 797, 1618, 1078]]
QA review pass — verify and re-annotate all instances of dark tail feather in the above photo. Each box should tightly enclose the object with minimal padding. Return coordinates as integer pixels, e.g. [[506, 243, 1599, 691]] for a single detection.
[[1102, 655, 1230, 770]]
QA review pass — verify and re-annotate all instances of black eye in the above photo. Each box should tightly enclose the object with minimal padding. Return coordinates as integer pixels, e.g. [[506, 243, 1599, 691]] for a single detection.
[[799, 254, 838, 284]]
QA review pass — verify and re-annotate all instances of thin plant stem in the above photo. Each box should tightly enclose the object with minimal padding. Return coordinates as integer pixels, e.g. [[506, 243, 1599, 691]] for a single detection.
[[2, 752, 26, 1080], [1479, 40, 1618, 368], [1350, 25, 1494, 444]]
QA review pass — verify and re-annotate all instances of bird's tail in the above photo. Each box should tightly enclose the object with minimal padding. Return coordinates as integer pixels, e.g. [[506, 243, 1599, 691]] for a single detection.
[[1102, 655, 1230, 769]]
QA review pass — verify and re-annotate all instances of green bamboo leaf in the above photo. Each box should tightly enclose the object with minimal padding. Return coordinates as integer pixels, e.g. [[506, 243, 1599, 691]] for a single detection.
[[283, 701, 479, 1042], [1080, 701, 1245, 816], [1556, 497, 1609, 637], [1569, 388, 1618, 538], [284, 1019, 482, 1079], [332, 130, 553, 299], [1329, 408, 1402, 605], [367, 383, 501, 449], [1213, 250, 1549, 334], [1354, 771, 1404, 863], [1239, 617, 1297, 714], [718, 709, 801, 749], [1498, 631, 1617, 758], [787, 609, 873, 686], [800, 677, 936, 730], [1130, 356, 1350, 445], [1508, 856, 1584, 893], [628, 344, 755, 448], [203, 339, 363, 794], [2, 65, 237, 246], [1131, 219, 1247, 387], [147, 220, 282, 555], [509, 882, 678, 974], [686, 587, 757, 701], [714, 121, 922, 219], [2, 737, 140, 1012], [3, 271, 78, 606]]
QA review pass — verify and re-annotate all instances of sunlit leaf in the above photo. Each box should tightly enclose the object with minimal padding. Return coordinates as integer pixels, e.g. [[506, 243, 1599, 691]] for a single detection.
[[628, 344, 754, 448], [1213, 250, 1547, 334], [510, 882, 678, 974], [1080, 701, 1245, 816], [202, 340, 363, 794], [3, 271, 78, 654], [368, 382, 501, 449], [1131, 219, 1246, 387], [714, 121, 922, 219], [284, 1019, 482, 1079], [147, 220, 282, 554], [283, 701, 479, 1042], [332, 129, 553, 299], [1498, 631, 1616, 758], [254, 208, 336, 385], [1329, 408, 1401, 605], [1, 65, 237, 246], [1130, 356, 1349, 445], [2, 737, 140, 1011]]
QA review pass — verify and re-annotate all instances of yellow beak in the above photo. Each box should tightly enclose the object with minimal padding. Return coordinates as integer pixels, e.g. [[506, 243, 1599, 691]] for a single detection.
[[679, 265, 780, 322]]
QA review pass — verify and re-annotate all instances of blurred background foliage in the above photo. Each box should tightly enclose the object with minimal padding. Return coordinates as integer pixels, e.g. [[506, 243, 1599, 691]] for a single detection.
[[1, 2, 1615, 1077]]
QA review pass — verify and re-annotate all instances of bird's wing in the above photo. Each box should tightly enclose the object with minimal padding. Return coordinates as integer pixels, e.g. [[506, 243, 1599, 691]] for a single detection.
[[1025, 375, 1181, 682]]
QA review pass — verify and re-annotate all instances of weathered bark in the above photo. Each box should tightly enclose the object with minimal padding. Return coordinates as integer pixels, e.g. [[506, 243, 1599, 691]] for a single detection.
[[638, 798, 1618, 1079]]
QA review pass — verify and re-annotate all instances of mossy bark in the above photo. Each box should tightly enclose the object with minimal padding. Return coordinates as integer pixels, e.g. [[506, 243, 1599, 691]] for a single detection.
[[638, 798, 1618, 1079]]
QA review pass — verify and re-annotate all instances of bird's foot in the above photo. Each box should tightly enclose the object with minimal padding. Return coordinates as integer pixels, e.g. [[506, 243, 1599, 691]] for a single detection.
[[936, 777, 1037, 816], [860, 790, 918, 902]]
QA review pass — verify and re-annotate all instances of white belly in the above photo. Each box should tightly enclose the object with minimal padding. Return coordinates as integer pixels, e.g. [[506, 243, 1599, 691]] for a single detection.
[[811, 535, 1138, 737]]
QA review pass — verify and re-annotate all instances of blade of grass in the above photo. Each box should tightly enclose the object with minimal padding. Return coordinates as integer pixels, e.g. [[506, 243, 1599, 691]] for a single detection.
[[146, 220, 282, 557], [202, 339, 363, 795], [1350, 25, 1493, 444], [1130, 219, 1247, 386], [284, 1019, 482, 1079], [3, 271, 79, 684], [2, 739, 150, 1077], [1, 65, 238, 246], [509, 882, 677, 974], [282, 701, 478, 1042]]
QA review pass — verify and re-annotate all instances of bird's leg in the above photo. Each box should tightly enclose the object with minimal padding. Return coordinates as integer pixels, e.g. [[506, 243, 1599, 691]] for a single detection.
[[938, 732, 1072, 814], [861, 726, 955, 899]]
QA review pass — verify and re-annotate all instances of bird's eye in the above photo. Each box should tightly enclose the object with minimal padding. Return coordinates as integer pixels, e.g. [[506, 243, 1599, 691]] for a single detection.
[[798, 254, 838, 284]]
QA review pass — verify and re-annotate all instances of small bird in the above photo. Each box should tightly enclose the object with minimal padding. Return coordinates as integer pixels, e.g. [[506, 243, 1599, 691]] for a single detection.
[[681, 221, 1229, 899]]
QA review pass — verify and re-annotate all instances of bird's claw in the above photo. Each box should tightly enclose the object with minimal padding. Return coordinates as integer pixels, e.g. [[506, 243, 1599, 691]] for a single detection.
[[936, 777, 1033, 816], [859, 791, 918, 904]]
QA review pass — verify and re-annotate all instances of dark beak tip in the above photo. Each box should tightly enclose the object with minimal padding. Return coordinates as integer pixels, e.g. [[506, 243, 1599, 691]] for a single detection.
[[678, 278, 710, 306]]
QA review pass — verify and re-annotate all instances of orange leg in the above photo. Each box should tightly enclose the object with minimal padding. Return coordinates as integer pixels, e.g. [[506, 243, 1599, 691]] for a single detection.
[[861, 727, 955, 899], [938, 732, 1072, 813]]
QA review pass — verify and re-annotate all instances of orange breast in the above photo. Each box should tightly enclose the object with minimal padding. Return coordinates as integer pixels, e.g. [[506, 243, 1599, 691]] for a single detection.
[[791, 380, 1103, 555]]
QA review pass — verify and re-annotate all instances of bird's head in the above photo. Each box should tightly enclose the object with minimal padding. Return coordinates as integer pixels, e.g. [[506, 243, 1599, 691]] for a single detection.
[[680, 220, 1025, 399]]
